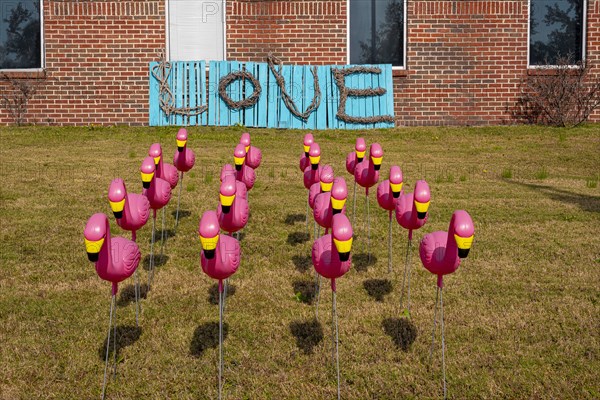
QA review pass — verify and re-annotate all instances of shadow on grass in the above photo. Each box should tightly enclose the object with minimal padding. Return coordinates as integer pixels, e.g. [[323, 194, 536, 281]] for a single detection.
[[382, 317, 417, 351], [287, 231, 310, 245], [190, 322, 229, 358], [147, 229, 176, 244], [290, 319, 323, 354], [363, 279, 393, 302], [207, 283, 236, 305], [285, 213, 306, 225], [353, 253, 377, 272], [117, 282, 149, 306], [292, 254, 312, 273], [171, 209, 191, 220], [142, 254, 169, 271], [292, 279, 317, 304], [98, 325, 142, 360], [507, 181, 600, 213]]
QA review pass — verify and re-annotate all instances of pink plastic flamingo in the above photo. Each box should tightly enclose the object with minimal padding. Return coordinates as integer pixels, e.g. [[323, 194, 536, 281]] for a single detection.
[[395, 179, 431, 315], [172, 128, 196, 230], [303, 142, 322, 232], [221, 164, 247, 200], [108, 178, 150, 325], [354, 142, 383, 260], [234, 143, 256, 191], [199, 210, 241, 400], [149, 143, 178, 255], [217, 175, 249, 236], [376, 166, 404, 273], [309, 164, 334, 238], [140, 156, 172, 287], [312, 213, 353, 400], [239, 132, 262, 169], [419, 210, 474, 399], [299, 133, 314, 172], [84, 212, 141, 400], [346, 137, 367, 226]]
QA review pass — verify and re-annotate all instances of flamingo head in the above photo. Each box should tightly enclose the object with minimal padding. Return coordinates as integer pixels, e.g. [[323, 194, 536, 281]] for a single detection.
[[330, 177, 348, 215], [355, 137, 367, 162], [453, 210, 474, 259], [219, 175, 236, 214], [308, 142, 321, 170], [141, 156, 156, 189], [414, 180, 431, 220], [234, 144, 246, 171], [199, 210, 220, 259], [220, 164, 236, 181], [370, 143, 383, 171], [84, 213, 107, 262], [389, 166, 404, 198], [332, 214, 353, 262], [240, 132, 251, 152], [320, 165, 334, 192], [303, 133, 314, 156], [148, 143, 163, 166], [108, 178, 126, 219], [176, 128, 188, 152]]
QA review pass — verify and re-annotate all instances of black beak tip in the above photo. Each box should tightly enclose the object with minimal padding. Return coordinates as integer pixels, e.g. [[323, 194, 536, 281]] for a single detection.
[[417, 211, 427, 219], [458, 248, 470, 259], [357, 157, 363, 163], [204, 249, 215, 259], [113, 211, 123, 219], [311, 163, 318, 170], [221, 205, 231, 214], [87, 252, 99, 262], [304, 152, 309, 157], [142, 181, 150, 189], [373, 164, 381, 171], [177, 146, 184, 153], [338, 252, 350, 262], [235, 164, 242, 171], [392, 191, 400, 198], [332, 208, 342, 215]]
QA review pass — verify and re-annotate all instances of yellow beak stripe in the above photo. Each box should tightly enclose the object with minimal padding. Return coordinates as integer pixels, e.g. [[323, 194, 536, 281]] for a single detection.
[[220, 194, 235, 207], [356, 150, 366, 158], [303, 145, 310, 153], [390, 182, 403, 193], [234, 156, 245, 166], [331, 197, 346, 210], [321, 181, 333, 192], [109, 199, 125, 213], [200, 234, 219, 251], [371, 156, 382, 166], [454, 234, 474, 250], [334, 237, 353, 254], [176, 139, 186, 148], [84, 238, 105, 254], [245, 145, 250, 152], [153, 156, 161, 164], [415, 200, 430, 213], [141, 172, 154, 183], [309, 155, 320, 165]]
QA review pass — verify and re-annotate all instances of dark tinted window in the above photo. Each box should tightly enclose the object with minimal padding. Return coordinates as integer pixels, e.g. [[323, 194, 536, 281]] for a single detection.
[[350, 0, 405, 67], [0, 0, 41, 69], [530, 0, 585, 65]]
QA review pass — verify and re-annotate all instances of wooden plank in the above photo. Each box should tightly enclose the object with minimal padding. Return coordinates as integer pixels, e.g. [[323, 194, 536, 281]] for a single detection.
[[175, 61, 184, 126], [373, 65, 383, 129], [208, 61, 217, 126], [219, 61, 229, 126], [256, 62, 268, 128], [278, 65, 293, 129], [200, 61, 207, 126], [384, 64, 395, 128], [149, 62, 160, 126], [267, 63, 278, 128], [330, 66, 342, 129], [304, 65, 315, 130], [188, 61, 197, 126], [243, 62, 255, 127], [291, 64, 304, 129], [315, 65, 328, 130]]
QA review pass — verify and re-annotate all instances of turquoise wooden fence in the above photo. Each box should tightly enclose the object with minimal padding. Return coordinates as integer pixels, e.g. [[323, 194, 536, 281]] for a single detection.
[[149, 61, 394, 129]]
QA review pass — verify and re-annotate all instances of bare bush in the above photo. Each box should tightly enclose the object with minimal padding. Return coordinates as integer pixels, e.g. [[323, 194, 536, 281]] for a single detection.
[[1, 74, 42, 126], [511, 56, 600, 127]]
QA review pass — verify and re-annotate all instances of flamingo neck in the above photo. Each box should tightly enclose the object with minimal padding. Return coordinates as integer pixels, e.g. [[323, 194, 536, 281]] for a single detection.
[[443, 214, 458, 264], [100, 216, 115, 291], [123, 191, 133, 221]]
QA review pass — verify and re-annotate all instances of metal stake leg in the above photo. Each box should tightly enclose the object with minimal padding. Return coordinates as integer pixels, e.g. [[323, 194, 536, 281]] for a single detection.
[[333, 290, 341, 400], [148, 216, 156, 288], [134, 269, 139, 327], [429, 286, 440, 365], [387, 214, 393, 273], [101, 294, 115, 400], [366, 193, 370, 262], [315, 274, 321, 319], [441, 287, 447, 399], [219, 286, 223, 400], [352, 181, 357, 228], [399, 236, 413, 315], [160, 206, 167, 255]]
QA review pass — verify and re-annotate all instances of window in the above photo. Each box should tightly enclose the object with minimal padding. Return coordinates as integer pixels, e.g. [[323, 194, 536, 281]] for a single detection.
[[168, 0, 225, 61], [349, 0, 405, 68], [529, 0, 586, 66], [0, 0, 42, 69]]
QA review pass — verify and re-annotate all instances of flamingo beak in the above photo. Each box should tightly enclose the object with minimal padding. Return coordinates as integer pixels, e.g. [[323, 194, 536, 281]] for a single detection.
[[414, 200, 430, 219], [177, 139, 186, 152], [390, 182, 403, 198], [303, 145, 310, 155], [334, 237, 352, 262], [356, 150, 365, 163], [153, 156, 161, 166], [84, 237, 104, 262], [455, 234, 474, 258], [141, 171, 154, 189], [245, 145, 250, 152], [309, 155, 320, 170], [331, 197, 346, 215], [220, 193, 235, 214], [234, 156, 244, 171], [371, 156, 382, 171], [109, 199, 125, 219], [200, 234, 219, 259], [320, 181, 333, 192]]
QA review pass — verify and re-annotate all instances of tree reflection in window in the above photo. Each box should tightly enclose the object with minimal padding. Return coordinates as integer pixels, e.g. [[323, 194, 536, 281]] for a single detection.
[[350, 0, 404, 67], [0, 1, 41, 69], [530, 0, 585, 65]]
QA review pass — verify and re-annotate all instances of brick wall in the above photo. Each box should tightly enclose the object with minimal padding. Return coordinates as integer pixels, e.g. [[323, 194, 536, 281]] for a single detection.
[[1, 0, 598, 126]]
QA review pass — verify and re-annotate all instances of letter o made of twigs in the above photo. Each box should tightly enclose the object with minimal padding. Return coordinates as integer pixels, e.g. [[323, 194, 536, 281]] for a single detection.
[[218, 71, 262, 110]]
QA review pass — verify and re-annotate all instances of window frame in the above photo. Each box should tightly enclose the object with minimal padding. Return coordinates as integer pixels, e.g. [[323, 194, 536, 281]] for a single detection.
[[346, 0, 407, 70], [0, 0, 45, 72], [165, 0, 227, 62], [527, 0, 588, 68]]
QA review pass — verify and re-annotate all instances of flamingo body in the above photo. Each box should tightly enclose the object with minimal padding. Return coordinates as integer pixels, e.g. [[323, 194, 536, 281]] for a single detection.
[[149, 143, 179, 189], [173, 128, 196, 173], [377, 166, 403, 211], [314, 177, 348, 230], [308, 165, 334, 209], [395, 180, 431, 231], [108, 178, 150, 233], [221, 164, 247, 200], [240, 133, 262, 169], [346, 137, 367, 175], [354, 143, 383, 195], [303, 142, 322, 189], [234, 144, 256, 190], [199, 211, 241, 281], [312, 213, 353, 282], [217, 175, 249, 234], [141, 156, 172, 211]]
